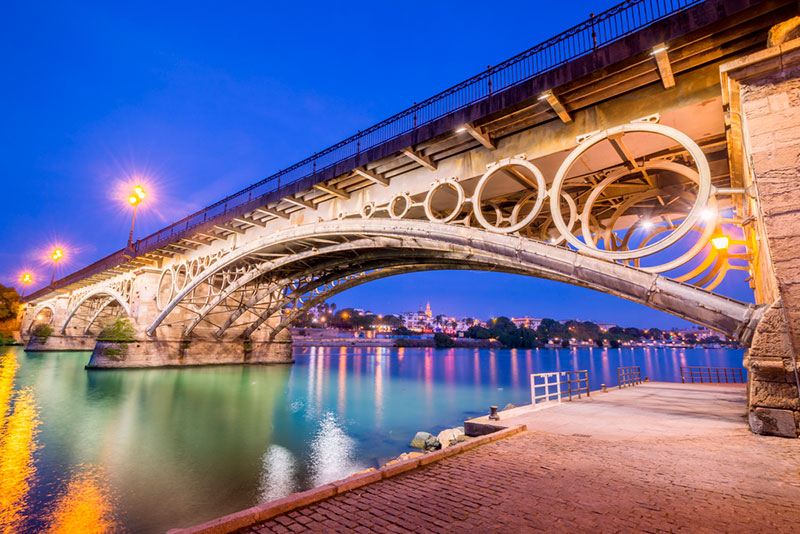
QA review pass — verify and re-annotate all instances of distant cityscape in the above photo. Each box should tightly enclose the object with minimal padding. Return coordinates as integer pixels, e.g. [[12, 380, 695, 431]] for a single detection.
[[291, 301, 735, 347]]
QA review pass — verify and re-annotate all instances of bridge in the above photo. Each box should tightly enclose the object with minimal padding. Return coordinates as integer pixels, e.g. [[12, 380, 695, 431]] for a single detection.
[[19, 0, 800, 437]]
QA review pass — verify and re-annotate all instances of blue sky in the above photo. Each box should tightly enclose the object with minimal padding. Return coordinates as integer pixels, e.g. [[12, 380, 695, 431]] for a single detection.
[[0, 1, 753, 327]]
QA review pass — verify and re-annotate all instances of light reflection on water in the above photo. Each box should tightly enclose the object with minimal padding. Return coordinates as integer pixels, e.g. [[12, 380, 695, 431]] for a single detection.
[[0, 351, 117, 534], [4, 345, 745, 533], [258, 445, 295, 502]]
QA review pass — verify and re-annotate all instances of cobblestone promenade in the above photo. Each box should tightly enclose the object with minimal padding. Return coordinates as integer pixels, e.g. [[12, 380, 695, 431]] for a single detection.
[[240, 428, 800, 533], [237, 384, 800, 534]]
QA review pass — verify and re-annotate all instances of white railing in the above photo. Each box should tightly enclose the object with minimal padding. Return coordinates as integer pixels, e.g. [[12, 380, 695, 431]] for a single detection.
[[530, 370, 590, 404]]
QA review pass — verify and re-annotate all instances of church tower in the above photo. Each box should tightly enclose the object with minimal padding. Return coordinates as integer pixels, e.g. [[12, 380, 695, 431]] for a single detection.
[[425, 301, 432, 318]]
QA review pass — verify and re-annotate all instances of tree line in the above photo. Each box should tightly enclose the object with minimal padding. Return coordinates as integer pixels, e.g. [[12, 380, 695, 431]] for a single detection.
[[291, 305, 733, 348]]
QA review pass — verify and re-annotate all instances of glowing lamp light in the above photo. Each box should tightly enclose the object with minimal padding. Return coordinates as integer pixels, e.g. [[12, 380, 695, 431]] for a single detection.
[[129, 185, 146, 206], [455, 127, 467, 133], [711, 236, 730, 250], [641, 220, 654, 230], [701, 208, 716, 221], [127, 185, 147, 246], [20, 272, 33, 297], [50, 248, 64, 284]]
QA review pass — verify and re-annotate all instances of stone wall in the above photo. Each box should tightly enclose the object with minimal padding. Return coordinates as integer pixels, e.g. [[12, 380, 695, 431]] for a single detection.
[[86, 336, 293, 368], [745, 300, 800, 436], [730, 40, 800, 437]]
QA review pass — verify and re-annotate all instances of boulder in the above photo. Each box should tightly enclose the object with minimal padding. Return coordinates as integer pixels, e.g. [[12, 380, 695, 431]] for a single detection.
[[424, 435, 441, 451], [502, 403, 516, 411], [410, 431, 433, 449], [437, 429, 457, 448], [436, 427, 466, 448]]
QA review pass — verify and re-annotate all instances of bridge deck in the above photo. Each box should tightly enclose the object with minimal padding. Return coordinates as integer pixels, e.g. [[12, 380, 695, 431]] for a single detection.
[[179, 383, 800, 533]]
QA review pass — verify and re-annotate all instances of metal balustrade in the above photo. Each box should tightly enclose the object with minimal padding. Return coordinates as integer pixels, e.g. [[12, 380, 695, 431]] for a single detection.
[[132, 0, 703, 254], [680, 366, 745, 383], [618, 366, 643, 388], [531, 370, 590, 404]]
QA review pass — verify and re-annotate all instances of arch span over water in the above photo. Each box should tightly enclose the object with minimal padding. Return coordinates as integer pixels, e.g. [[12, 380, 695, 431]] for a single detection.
[[150, 219, 763, 345]]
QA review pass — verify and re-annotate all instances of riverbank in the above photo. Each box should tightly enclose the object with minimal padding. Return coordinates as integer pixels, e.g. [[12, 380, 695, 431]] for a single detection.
[[173, 382, 800, 533], [292, 336, 501, 348]]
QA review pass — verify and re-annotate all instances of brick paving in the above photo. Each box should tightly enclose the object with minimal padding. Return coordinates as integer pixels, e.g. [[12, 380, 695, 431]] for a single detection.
[[238, 403, 800, 533]]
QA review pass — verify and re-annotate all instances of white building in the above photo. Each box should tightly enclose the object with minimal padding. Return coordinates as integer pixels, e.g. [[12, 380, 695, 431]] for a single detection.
[[511, 316, 542, 329], [402, 302, 433, 331]]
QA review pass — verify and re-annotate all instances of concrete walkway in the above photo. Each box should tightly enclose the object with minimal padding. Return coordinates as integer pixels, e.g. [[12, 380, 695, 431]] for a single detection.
[[469, 381, 750, 441], [229, 383, 800, 533]]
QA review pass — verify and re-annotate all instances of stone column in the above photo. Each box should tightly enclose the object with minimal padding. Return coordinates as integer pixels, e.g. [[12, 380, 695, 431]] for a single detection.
[[721, 34, 800, 437]]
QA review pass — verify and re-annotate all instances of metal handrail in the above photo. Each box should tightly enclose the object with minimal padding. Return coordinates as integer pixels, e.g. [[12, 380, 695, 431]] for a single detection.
[[618, 366, 643, 387], [680, 366, 745, 383], [132, 0, 703, 253]]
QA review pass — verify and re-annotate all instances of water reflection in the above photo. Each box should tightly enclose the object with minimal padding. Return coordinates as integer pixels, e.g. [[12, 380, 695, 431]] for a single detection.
[[309, 413, 364, 487], [0, 386, 39, 533], [258, 445, 296, 502], [45, 469, 117, 534], [0, 351, 117, 534]]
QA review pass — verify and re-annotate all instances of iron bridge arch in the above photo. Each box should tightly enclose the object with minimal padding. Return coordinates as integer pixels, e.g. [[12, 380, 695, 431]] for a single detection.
[[148, 219, 763, 345]]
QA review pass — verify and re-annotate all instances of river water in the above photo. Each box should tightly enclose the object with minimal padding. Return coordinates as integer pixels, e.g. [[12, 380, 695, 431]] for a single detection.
[[2, 345, 744, 533]]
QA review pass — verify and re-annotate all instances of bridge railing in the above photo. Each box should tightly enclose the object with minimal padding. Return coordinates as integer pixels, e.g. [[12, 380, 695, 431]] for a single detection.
[[617, 366, 643, 388], [531, 370, 590, 404], [680, 366, 746, 383], [132, 0, 703, 255]]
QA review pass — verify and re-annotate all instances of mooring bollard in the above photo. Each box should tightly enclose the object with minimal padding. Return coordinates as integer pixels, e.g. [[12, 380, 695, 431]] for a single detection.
[[601, 383, 607, 392], [645, 376, 649, 382], [488, 405, 500, 421]]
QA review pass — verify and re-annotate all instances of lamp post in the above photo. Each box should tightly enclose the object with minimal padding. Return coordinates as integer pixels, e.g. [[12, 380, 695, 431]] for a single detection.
[[127, 185, 146, 248], [20, 273, 32, 298], [50, 249, 63, 285]]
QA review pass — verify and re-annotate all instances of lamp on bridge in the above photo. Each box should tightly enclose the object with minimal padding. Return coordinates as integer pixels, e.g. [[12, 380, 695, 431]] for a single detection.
[[50, 248, 63, 285], [20, 272, 32, 298], [127, 185, 146, 248], [711, 235, 730, 251]]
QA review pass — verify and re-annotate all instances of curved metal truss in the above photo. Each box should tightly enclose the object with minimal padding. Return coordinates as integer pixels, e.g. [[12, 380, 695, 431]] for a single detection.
[[358, 121, 748, 287], [28, 303, 56, 332], [148, 218, 762, 345], [59, 275, 136, 335]]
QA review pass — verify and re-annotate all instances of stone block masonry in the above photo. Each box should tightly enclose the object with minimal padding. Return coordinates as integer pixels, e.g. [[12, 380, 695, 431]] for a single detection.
[[723, 37, 800, 437]]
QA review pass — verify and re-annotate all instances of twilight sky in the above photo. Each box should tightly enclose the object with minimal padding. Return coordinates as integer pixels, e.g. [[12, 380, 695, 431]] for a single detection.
[[0, 1, 753, 328]]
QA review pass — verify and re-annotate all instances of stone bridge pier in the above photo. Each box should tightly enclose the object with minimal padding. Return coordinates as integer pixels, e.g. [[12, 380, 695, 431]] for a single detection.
[[722, 35, 800, 437], [85, 270, 293, 368]]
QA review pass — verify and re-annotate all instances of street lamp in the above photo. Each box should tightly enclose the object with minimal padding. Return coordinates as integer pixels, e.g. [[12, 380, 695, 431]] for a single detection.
[[127, 185, 146, 247], [50, 248, 63, 285], [20, 273, 32, 298]]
